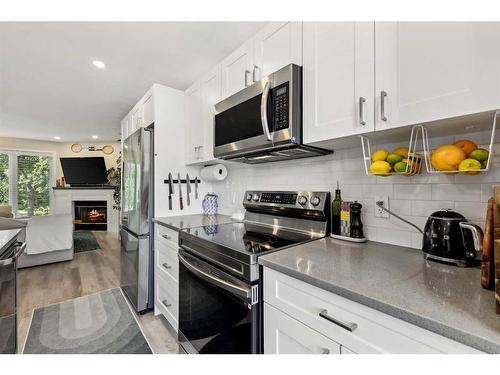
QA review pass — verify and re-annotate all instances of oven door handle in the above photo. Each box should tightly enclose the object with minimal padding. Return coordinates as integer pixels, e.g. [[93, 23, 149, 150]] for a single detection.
[[178, 252, 252, 300], [260, 80, 272, 142], [0, 241, 26, 266]]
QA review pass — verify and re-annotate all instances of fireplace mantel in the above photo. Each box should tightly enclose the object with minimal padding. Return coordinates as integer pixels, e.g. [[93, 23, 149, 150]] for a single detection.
[[52, 187, 118, 232]]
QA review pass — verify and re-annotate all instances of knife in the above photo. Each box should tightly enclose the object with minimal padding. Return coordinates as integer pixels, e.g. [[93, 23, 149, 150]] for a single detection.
[[177, 172, 183, 210], [168, 172, 173, 210], [194, 176, 198, 199], [186, 173, 191, 206]]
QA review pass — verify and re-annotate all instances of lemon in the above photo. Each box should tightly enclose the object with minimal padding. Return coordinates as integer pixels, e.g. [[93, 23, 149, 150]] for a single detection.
[[370, 160, 392, 175], [371, 149, 389, 162], [458, 158, 481, 175]]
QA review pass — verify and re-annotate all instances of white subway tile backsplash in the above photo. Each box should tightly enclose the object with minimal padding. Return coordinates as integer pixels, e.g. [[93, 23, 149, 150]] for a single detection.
[[431, 184, 482, 202], [393, 184, 431, 200], [411, 200, 454, 217], [215, 141, 499, 249], [454, 201, 488, 221]]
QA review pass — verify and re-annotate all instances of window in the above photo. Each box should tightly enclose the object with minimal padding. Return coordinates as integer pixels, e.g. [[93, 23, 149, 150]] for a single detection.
[[0, 153, 8, 205], [0, 150, 54, 217]]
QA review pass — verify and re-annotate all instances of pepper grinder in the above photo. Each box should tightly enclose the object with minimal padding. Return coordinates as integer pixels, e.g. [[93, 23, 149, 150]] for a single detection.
[[350, 201, 364, 239]]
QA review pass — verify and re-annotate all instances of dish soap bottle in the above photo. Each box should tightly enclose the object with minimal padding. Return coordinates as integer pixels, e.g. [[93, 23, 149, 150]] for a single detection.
[[331, 181, 342, 235]]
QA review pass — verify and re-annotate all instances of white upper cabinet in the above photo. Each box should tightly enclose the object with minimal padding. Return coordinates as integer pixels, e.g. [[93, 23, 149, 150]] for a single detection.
[[375, 22, 500, 130], [252, 22, 302, 82], [199, 65, 221, 163], [184, 81, 203, 165], [220, 39, 254, 99], [142, 93, 154, 127], [220, 22, 303, 100], [303, 22, 375, 144]]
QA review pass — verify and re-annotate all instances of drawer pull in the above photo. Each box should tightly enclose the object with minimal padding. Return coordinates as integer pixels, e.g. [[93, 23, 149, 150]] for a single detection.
[[162, 234, 172, 240], [162, 262, 172, 270], [162, 299, 172, 308], [319, 309, 358, 332], [320, 348, 330, 354]]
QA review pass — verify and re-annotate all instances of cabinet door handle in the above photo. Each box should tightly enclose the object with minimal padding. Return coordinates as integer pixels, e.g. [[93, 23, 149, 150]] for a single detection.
[[380, 91, 388, 122], [162, 262, 172, 270], [358, 97, 366, 126], [320, 348, 330, 354], [162, 299, 172, 308], [252, 65, 260, 82], [245, 70, 252, 87], [319, 309, 358, 332], [162, 234, 171, 240]]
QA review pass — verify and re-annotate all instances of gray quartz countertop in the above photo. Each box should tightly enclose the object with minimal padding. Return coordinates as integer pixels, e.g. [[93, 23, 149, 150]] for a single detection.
[[0, 228, 22, 254], [258, 237, 500, 353], [152, 214, 236, 231]]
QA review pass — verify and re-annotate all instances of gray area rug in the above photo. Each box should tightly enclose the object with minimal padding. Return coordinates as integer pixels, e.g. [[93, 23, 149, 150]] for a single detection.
[[74, 231, 101, 253], [23, 288, 152, 354]]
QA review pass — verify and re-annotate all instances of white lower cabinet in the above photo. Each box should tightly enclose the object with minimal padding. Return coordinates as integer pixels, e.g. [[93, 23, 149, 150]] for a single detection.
[[263, 268, 481, 354], [265, 303, 340, 354], [154, 224, 179, 331]]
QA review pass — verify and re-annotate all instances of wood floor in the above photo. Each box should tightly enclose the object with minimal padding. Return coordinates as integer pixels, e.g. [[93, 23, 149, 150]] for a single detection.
[[17, 231, 179, 354]]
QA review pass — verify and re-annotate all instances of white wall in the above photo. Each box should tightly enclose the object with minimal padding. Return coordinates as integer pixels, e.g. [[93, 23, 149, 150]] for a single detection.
[[153, 84, 214, 218], [212, 136, 499, 249], [0, 137, 121, 180]]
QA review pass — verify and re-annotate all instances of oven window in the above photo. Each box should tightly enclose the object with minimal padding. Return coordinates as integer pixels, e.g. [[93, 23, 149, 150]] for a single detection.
[[214, 94, 272, 146], [178, 259, 259, 354]]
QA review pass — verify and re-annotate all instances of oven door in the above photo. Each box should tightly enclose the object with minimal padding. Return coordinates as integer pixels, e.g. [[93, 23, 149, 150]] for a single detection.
[[213, 63, 301, 159], [178, 248, 260, 354]]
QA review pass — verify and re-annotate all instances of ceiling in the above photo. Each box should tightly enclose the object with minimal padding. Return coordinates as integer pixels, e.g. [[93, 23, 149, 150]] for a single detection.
[[0, 22, 266, 142]]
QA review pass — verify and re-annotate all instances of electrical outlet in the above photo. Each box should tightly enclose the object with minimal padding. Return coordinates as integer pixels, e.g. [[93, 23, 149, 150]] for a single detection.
[[375, 196, 390, 218]]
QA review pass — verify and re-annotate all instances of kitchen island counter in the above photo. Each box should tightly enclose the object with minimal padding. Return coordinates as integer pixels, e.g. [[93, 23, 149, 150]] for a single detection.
[[259, 237, 500, 353]]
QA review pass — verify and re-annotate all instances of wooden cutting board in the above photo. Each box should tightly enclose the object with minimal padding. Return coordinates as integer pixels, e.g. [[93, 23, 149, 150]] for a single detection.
[[494, 186, 500, 314]]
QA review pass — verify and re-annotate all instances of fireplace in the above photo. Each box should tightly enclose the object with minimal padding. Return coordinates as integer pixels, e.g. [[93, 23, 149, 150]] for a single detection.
[[74, 200, 107, 231]]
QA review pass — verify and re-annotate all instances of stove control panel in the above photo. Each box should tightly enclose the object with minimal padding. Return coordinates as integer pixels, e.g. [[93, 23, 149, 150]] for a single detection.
[[243, 190, 330, 213], [259, 192, 297, 205]]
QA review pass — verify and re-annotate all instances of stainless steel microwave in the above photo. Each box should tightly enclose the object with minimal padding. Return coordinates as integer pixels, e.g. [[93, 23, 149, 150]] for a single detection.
[[213, 64, 331, 164]]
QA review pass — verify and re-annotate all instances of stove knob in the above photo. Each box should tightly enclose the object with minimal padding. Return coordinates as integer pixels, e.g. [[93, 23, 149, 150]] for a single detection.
[[310, 196, 321, 206], [252, 193, 260, 202], [246, 193, 253, 201], [297, 195, 308, 205]]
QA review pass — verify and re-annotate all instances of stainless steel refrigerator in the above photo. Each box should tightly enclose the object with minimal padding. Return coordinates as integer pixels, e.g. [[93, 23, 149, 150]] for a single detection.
[[120, 126, 154, 313]]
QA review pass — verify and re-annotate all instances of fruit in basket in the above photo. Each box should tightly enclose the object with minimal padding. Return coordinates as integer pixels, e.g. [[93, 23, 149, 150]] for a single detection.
[[431, 144, 466, 172], [372, 149, 389, 162], [458, 158, 482, 175], [370, 160, 392, 175], [386, 153, 404, 165], [393, 147, 409, 158], [393, 161, 408, 173], [454, 139, 477, 156], [469, 148, 489, 162]]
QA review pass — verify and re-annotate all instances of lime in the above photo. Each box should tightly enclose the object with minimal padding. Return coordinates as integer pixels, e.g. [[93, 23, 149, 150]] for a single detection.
[[386, 153, 403, 165], [393, 161, 408, 173], [469, 148, 489, 162]]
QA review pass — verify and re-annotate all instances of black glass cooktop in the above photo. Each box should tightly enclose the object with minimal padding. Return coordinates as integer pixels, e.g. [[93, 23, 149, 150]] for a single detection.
[[182, 221, 316, 256]]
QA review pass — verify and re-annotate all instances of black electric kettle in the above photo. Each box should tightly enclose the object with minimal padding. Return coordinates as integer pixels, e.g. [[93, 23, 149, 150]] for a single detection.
[[422, 209, 483, 267]]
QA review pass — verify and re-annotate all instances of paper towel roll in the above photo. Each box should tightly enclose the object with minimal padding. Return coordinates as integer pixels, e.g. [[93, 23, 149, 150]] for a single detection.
[[200, 164, 228, 182]]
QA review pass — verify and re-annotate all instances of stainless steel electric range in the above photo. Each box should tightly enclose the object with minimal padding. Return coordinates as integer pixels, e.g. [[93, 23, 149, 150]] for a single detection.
[[177, 190, 331, 354]]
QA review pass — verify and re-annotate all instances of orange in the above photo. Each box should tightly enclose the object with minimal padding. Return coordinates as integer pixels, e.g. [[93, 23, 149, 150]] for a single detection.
[[392, 147, 409, 158], [431, 144, 466, 172], [453, 139, 477, 156]]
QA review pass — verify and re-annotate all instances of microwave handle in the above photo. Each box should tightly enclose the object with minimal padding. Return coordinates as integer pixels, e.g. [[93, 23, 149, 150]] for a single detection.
[[260, 81, 272, 141]]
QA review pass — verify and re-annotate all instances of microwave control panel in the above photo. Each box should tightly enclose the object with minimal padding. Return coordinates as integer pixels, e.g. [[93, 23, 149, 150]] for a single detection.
[[272, 83, 289, 131]]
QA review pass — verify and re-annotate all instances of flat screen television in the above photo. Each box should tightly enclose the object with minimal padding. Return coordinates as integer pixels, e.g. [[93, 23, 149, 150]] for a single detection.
[[60, 157, 109, 186]]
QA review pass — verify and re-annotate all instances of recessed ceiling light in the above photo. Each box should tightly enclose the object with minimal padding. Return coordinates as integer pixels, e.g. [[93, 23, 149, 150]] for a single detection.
[[92, 135, 99, 139], [92, 60, 106, 69], [53, 136, 61, 140]]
